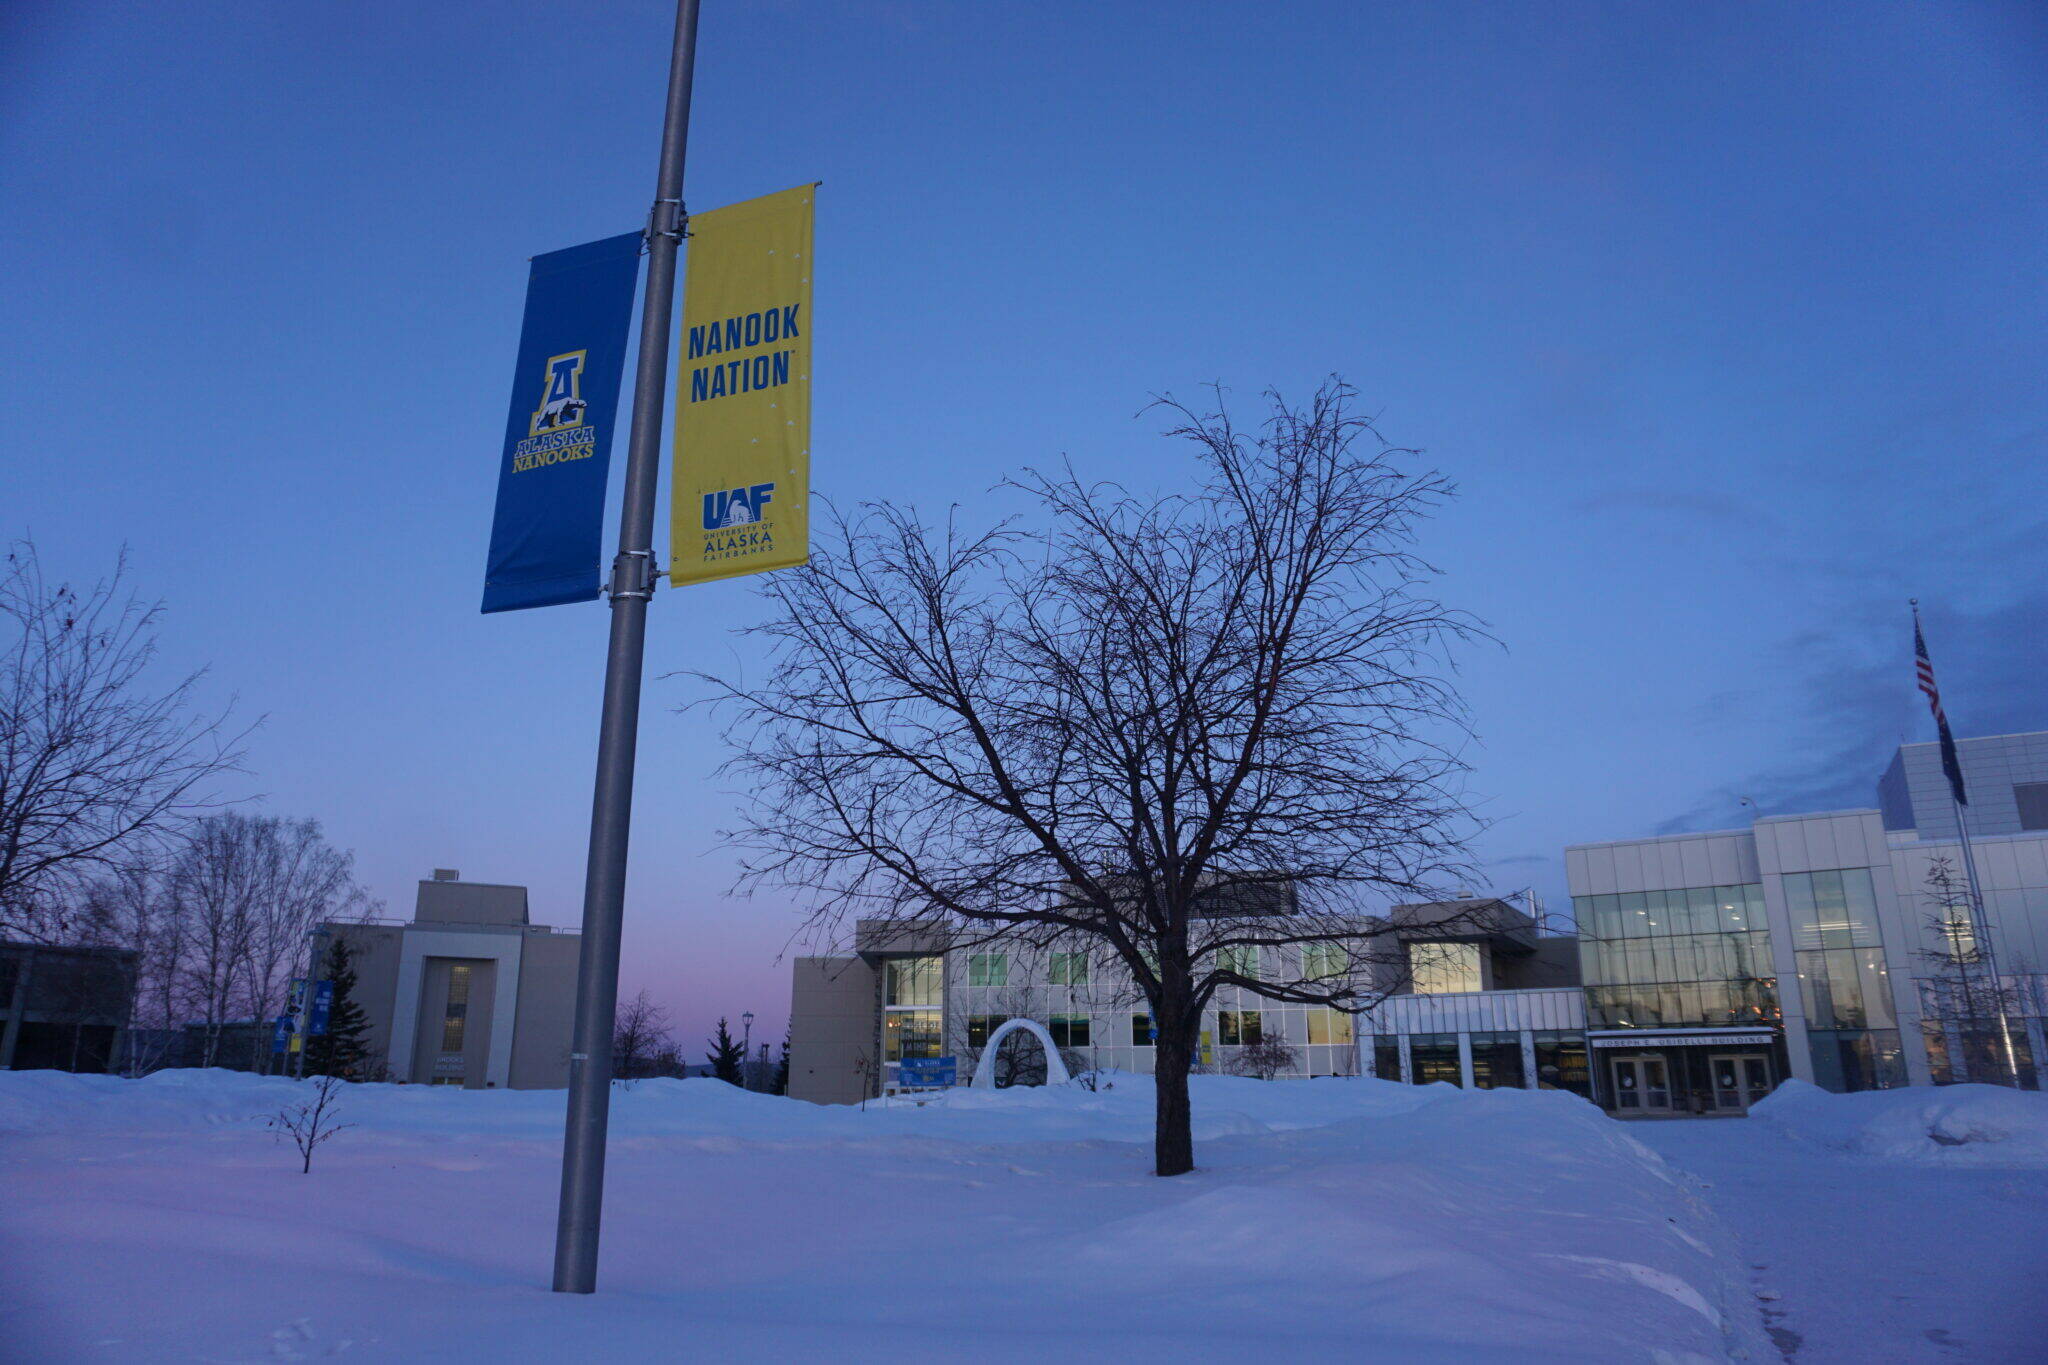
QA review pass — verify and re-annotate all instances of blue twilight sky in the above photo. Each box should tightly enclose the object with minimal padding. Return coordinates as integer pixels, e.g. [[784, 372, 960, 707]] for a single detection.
[[4, 2, 2045, 1047]]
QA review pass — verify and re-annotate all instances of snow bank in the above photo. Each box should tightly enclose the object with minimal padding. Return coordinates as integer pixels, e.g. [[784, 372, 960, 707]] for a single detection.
[[0, 1069, 1768, 1363], [0, 1066, 1442, 1146], [1751, 1078, 2048, 1168]]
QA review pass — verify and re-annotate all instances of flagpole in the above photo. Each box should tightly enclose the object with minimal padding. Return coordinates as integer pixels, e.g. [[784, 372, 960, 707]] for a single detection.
[[1914, 601, 2022, 1088], [553, 0, 700, 1295], [1946, 797, 2021, 1086]]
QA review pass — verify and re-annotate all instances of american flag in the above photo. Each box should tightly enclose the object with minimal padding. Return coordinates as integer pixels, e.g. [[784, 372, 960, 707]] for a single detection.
[[1914, 610, 1969, 808]]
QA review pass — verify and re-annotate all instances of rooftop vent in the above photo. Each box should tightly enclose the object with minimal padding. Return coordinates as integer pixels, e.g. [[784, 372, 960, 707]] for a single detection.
[[431, 868, 460, 882]]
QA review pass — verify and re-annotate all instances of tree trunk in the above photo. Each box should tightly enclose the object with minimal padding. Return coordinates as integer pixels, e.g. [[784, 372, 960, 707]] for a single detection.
[[1153, 1021, 1196, 1177]]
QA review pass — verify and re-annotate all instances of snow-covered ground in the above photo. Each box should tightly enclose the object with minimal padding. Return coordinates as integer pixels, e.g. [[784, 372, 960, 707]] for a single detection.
[[1636, 1086, 2048, 1364], [0, 1071, 2037, 1363]]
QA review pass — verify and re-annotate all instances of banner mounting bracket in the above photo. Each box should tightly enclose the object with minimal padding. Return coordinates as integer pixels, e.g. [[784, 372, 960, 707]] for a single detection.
[[608, 548, 658, 602], [649, 197, 686, 243]]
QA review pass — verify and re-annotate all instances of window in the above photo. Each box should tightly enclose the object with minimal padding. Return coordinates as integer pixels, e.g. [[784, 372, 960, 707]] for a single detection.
[[967, 952, 1008, 988], [885, 1009, 941, 1061], [1303, 944, 1348, 980], [1574, 884, 1779, 1029], [1409, 1032, 1461, 1085], [1216, 946, 1260, 980], [1130, 1013, 1155, 1046], [1048, 952, 1088, 987], [1532, 1031, 1590, 1097], [1306, 1008, 1353, 1046], [885, 957, 942, 1007], [439, 964, 471, 1053], [1409, 942, 1482, 994], [2016, 782, 2048, 832], [1470, 1031, 1524, 1089], [1048, 1014, 1090, 1048], [1781, 869, 1882, 951], [1806, 1028, 1907, 1092], [966, 1014, 1011, 1048], [1372, 1035, 1402, 1082], [1217, 1010, 1263, 1046]]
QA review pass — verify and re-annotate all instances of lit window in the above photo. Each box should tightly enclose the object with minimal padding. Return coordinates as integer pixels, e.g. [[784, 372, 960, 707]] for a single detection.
[[439, 963, 471, 1052], [884, 1009, 941, 1061], [1131, 1013, 1155, 1045], [1307, 1008, 1353, 1046], [1409, 942, 1482, 994]]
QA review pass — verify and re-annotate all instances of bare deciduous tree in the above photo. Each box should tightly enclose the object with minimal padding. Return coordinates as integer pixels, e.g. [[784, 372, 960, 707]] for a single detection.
[[0, 541, 245, 940], [706, 381, 1484, 1175], [613, 989, 675, 1081], [265, 1073, 354, 1173]]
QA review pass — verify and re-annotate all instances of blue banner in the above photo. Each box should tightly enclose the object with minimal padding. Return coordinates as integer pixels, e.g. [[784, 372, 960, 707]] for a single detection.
[[308, 980, 334, 1036], [482, 233, 643, 613]]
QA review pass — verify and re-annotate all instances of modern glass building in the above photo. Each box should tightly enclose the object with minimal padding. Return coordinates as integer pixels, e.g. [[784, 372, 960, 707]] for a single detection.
[[788, 732, 2048, 1109], [1567, 730, 2048, 1110]]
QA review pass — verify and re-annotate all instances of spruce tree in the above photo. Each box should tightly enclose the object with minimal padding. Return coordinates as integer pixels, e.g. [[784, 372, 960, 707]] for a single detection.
[[705, 1017, 745, 1084], [773, 1032, 790, 1095], [304, 938, 372, 1080]]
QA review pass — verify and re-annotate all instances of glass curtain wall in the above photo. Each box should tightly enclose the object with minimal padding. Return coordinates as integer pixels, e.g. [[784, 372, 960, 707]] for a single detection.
[[884, 957, 943, 1065], [1469, 1032, 1524, 1089], [1574, 884, 1778, 1028], [1532, 1031, 1591, 1096], [1409, 1032, 1461, 1085], [1782, 870, 1908, 1090]]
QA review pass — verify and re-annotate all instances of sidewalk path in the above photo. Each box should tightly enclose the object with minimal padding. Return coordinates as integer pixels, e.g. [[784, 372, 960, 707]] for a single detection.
[[1633, 1118, 2048, 1364]]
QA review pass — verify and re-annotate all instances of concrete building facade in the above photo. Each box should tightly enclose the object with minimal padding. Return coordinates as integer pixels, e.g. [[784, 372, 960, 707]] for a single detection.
[[328, 870, 579, 1089], [789, 912, 1376, 1105], [0, 941, 137, 1073]]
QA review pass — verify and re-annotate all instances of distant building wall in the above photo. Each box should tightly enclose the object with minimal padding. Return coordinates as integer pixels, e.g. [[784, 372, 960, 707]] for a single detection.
[[0, 942, 138, 1073], [788, 956, 878, 1105], [511, 932, 579, 1089], [320, 872, 575, 1089]]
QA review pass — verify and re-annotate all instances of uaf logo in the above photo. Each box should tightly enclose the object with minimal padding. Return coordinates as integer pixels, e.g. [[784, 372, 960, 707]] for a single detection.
[[702, 483, 776, 529], [529, 350, 589, 436]]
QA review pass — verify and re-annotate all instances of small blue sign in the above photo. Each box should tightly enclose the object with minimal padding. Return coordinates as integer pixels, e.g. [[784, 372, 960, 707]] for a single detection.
[[272, 1015, 294, 1054], [308, 980, 334, 1036], [897, 1057, 957, 1089]]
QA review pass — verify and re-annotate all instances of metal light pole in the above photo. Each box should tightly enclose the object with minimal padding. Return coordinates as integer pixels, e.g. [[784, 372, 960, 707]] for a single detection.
[[552, 0, 701, 1296], [741, 1010, 754, 1089]]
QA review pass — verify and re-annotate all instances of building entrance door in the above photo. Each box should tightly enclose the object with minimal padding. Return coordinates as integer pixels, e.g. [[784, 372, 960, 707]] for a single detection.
[[1707, 1053, 1775, 1112], [1610, 1055, 1671, 1113]]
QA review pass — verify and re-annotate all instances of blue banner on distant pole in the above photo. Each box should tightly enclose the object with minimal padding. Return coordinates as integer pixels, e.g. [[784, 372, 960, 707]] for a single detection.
[[482, 233, 643, 613], [308, 980, 334, 1036]]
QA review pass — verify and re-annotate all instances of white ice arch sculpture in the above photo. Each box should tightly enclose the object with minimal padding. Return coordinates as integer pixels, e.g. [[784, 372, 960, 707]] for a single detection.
[[969, 1018, 1074, 1089]]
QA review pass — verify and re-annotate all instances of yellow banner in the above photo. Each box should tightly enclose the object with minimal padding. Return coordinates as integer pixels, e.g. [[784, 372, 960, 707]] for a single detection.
[[671, 184, 815, 586]]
